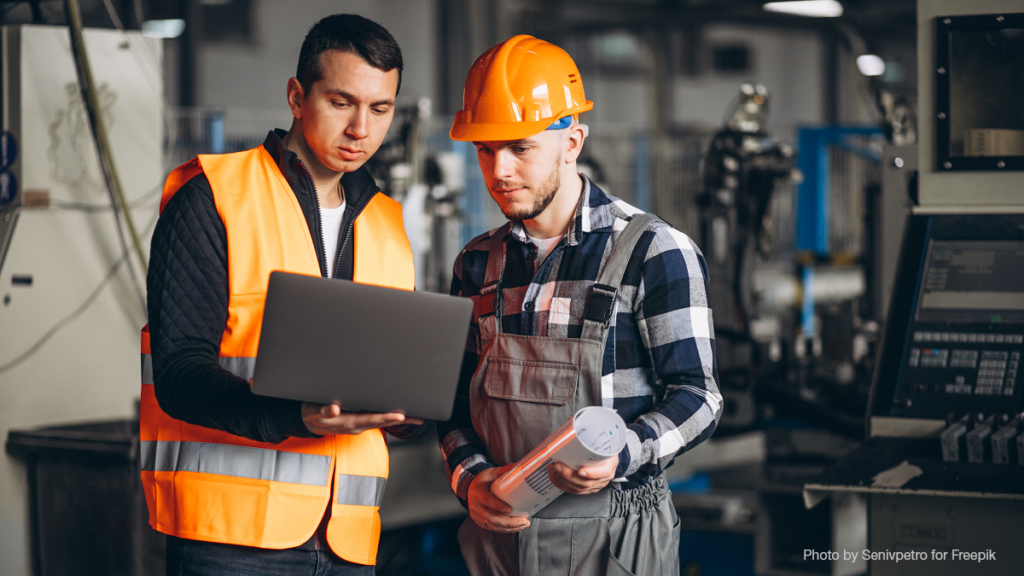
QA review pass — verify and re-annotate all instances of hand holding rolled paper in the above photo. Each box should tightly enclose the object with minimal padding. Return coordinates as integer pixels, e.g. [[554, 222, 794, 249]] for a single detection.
[[490, 407, 627, 517], [547, 452, 618, 495]]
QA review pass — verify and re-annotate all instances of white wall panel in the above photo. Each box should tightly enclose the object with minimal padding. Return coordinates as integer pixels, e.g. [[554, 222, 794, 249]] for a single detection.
[[0, 25, 162, 576]]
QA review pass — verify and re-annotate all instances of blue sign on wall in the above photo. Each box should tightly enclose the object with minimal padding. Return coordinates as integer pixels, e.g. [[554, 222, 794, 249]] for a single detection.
[[0, 171, 18, 205], [0, 131, 17, 170]]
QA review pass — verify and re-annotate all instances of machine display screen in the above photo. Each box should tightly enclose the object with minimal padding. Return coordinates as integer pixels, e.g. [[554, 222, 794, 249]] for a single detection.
[[915, 240, 1024, 323], [889, 218, 1024, 418]]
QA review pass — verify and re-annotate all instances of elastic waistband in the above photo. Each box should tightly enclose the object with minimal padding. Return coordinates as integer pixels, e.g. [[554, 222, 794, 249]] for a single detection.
[[531, 475, 669, 519]]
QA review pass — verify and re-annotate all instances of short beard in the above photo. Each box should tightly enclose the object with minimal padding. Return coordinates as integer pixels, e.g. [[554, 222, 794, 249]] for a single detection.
[[493, 160, 562, 222]]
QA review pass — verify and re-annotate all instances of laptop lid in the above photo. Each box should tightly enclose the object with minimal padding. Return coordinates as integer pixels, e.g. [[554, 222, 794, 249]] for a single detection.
[[251, 271, 473, 421]]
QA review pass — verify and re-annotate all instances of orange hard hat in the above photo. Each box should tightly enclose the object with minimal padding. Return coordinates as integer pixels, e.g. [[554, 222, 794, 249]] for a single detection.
[[450, 35, 593, 142]]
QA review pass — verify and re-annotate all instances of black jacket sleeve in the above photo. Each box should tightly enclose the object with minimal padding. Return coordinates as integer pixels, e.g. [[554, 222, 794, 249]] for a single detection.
[[146, 174, 316, 443]]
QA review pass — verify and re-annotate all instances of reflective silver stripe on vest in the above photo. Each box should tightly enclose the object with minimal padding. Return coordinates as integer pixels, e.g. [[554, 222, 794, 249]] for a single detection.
[[140, 440, 331, 486], [336, 474, 387, 507], [140, 355, 254, 383], [142, 354, 153, 385], [219, 357, 256, 381]]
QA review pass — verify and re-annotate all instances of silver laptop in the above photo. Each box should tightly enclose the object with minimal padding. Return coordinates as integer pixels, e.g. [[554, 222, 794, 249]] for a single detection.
[[251, 271, 473, 421]]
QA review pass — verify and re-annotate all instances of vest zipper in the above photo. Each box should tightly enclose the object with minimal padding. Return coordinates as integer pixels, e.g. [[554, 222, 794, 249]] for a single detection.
[[298, 162, 330, 278], [336, 188, 376, 277], [297, 160, 377, 279]]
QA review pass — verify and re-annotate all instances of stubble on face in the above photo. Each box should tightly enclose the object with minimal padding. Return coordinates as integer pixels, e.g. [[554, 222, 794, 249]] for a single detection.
[[492, 154, 563, 222]]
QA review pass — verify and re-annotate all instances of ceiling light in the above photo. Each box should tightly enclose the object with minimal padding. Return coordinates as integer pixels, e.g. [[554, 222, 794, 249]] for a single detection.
[[141, 19, 186, 39], [763, 1, 844, 18], [856, 54, 886, 76]]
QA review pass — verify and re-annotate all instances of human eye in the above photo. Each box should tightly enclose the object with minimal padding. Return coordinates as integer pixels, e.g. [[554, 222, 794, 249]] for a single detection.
[[372, 106, 391, 115], [476, 145, 493, 155]]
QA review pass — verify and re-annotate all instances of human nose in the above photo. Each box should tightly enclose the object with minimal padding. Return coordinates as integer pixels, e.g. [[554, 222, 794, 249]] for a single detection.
[[345, 107, 369, 140], [491, 149, 515, 180]]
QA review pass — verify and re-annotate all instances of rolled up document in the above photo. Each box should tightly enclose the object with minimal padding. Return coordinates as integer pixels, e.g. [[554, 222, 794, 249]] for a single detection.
[[491, 406, 627, 517]]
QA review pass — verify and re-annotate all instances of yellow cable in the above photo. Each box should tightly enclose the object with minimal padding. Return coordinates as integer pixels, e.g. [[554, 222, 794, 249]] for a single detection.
[[63, 0, 149, 280]]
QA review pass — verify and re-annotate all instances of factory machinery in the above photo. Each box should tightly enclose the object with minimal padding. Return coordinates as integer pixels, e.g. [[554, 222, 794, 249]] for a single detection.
[[5, 2, 1023, 574], [671, 3, 1024, 576], [801, 3, 1024, 576], [684, 84, 884, 576]]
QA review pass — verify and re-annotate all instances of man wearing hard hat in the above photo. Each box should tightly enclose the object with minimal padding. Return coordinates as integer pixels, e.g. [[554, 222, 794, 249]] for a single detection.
[[438, 35, 723, 575]]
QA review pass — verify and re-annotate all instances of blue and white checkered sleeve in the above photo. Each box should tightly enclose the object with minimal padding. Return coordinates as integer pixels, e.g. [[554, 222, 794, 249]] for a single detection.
[[618, 222, 722, 480], [437, 244, 496, 505]]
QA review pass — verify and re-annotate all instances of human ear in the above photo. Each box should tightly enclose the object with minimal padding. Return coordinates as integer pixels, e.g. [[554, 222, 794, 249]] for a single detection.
[[564, 124, 585, 164], [286, 78, 305, 119]]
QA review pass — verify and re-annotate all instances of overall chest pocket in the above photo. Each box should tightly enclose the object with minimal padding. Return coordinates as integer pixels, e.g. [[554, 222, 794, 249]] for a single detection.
[[483, 357, 578, 405]]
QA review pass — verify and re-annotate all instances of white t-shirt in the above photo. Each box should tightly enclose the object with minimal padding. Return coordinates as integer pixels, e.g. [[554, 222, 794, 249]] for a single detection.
[[320, 200, 346, 278], [526, 233, 564, 266]]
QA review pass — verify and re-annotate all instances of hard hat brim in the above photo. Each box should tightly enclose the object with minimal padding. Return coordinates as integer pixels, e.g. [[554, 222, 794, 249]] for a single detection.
[[449, 102, 594, 142], [450, 119, 554, 142]]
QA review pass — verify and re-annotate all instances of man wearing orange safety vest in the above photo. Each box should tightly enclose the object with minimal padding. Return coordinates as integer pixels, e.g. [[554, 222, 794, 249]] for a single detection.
[[143, 15, 424, 575]]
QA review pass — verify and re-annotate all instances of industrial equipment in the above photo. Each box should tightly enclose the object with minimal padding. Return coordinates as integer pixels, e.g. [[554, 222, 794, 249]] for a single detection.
[[804, 3, 1024, 575], [686, 79, 898, 576], [697, 83, 799, 430], [697, 82, 891, 440], [699, 84, 796, 340], [806, 212, 1024, 575]]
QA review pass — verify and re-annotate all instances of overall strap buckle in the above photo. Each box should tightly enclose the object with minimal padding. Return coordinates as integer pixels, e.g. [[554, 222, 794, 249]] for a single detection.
[[585, 283, 618, 324], [478, 281, 500, 316], [580, 213, 662, 340]]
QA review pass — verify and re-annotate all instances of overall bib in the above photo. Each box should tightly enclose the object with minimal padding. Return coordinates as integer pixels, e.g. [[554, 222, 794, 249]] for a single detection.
[[458, 214, 681, 576]]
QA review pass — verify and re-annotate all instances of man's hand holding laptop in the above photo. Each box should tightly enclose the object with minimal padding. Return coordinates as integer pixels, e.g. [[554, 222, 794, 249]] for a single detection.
[[301, 402, 425, 435]]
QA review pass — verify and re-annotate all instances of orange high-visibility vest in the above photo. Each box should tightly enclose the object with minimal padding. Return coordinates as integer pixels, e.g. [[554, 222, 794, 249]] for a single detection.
[[140, 146, 414, 564]]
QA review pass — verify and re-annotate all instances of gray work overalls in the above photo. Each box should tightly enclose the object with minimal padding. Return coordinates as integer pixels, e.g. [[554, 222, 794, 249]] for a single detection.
[[457, 213, 681, 576]]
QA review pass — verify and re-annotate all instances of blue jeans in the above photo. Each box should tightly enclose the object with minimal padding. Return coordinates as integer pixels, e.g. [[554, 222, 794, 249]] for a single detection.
[[165, 536, 374, 576]]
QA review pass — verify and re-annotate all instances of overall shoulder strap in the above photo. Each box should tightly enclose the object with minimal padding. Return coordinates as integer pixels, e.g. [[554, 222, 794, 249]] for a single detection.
[[476, 224, 510, 318], [581, 213, 661, 340]]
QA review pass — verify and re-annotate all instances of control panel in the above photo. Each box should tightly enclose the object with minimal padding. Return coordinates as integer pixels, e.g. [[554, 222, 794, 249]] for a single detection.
[[883, 218, 1024, 418], [898, 329, 1023, 413]]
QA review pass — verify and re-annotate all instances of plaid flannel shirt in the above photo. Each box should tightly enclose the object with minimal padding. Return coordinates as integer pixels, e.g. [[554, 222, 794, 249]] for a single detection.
[[438, 175, 721, 503]]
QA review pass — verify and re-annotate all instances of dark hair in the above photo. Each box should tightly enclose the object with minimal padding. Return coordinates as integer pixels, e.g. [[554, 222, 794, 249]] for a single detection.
[[296, 14, 403, 96]]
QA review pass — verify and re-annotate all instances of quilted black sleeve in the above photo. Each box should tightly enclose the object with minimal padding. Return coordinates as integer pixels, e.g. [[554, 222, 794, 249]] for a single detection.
[[146, 175, 317, 443]]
